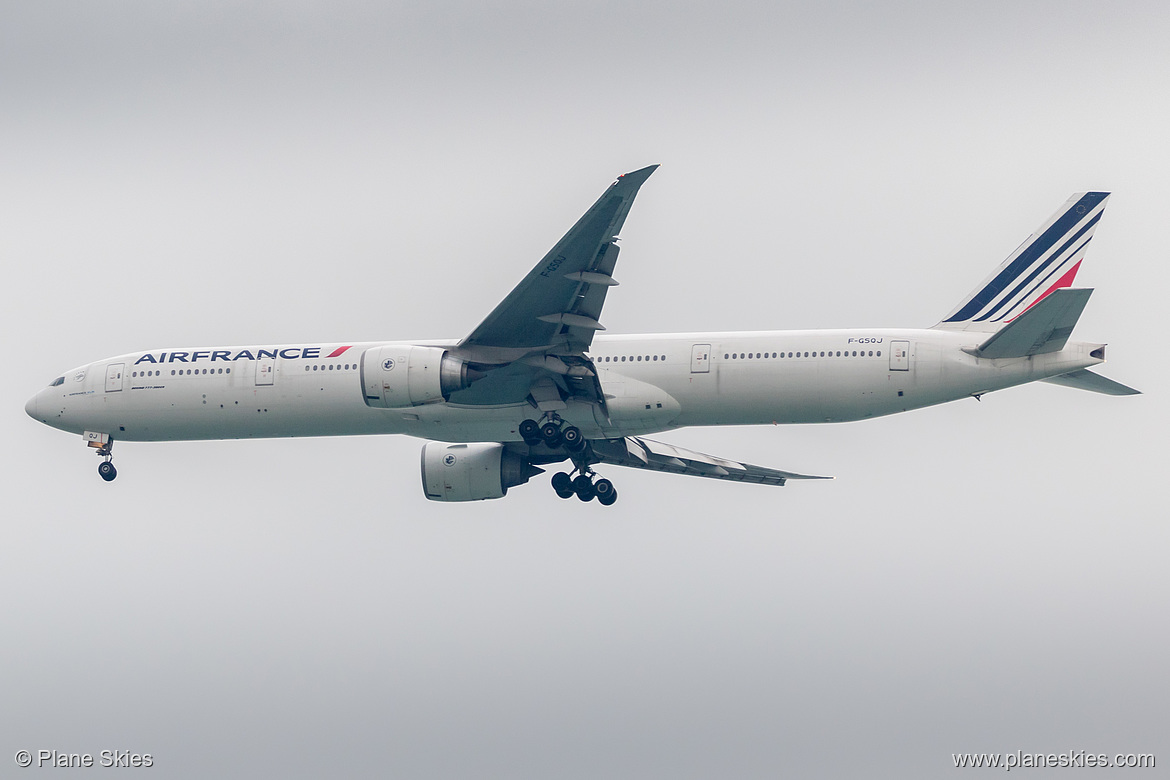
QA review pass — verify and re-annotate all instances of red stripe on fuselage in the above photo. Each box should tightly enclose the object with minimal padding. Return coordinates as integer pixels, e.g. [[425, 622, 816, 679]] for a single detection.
[[326, 346, 353, 358], [1003, 260, 1082, 323]]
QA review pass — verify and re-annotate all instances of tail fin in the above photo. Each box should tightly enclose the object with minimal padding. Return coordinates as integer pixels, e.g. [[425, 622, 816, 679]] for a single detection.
[[935, 192, 1110, 332]]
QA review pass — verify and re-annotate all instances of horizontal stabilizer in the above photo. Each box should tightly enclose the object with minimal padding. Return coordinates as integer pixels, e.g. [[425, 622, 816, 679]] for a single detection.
[[973, 288, 1092, 359], [1042, 368, 1141, 395], [589, 436, 832, 486]]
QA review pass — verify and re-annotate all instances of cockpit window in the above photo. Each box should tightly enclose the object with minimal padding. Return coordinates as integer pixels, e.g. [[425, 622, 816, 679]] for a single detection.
[[50, 376, 64, 387]]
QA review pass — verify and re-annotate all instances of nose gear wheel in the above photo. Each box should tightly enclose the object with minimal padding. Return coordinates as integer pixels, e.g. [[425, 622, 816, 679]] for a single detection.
[[94, 437, 117, 482]]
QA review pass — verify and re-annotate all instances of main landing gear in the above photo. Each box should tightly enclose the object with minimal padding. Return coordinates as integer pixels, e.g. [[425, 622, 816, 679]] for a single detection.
[[519, 416, 586, 453], [551, 469, 617, 505], [95, 438, 117, 482], [520, 415, 617, 506]]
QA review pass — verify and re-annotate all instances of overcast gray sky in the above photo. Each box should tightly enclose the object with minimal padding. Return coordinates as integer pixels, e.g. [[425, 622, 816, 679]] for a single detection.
[[2, 2, 1167, 777]]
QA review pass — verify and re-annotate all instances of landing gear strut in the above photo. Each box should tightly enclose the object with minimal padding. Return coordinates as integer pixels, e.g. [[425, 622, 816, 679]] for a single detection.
[[520, 415, 617, 505], [94, 438, 117, 482]]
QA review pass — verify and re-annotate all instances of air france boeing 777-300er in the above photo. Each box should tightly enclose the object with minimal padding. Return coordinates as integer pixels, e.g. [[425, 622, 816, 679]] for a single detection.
[[26, 166, 1138, 505]]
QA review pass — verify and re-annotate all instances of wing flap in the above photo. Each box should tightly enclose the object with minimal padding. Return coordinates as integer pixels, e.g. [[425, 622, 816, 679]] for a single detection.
[[590, 436, 832, 487]]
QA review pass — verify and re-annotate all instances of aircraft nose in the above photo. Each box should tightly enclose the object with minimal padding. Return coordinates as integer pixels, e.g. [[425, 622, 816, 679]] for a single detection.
[[25, 393, 39, 420]]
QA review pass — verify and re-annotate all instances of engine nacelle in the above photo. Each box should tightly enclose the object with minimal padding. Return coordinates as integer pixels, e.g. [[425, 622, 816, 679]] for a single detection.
[[361, 345, 473, 408], [421, 442, 543, 502]]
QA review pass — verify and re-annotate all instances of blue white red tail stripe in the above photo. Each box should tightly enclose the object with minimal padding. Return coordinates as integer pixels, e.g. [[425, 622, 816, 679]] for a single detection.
[[937, 192, 1110, 331]]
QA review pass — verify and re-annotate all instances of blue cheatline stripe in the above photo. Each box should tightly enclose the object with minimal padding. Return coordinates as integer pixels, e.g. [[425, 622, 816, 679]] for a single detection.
[[944, 192, 1109, 323], [990, 233, 1094, 322], [975, 212, 1101, 322]]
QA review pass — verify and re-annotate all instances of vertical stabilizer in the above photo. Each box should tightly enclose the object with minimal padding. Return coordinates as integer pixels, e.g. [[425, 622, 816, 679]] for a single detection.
[[936, 192, 1109, 332]]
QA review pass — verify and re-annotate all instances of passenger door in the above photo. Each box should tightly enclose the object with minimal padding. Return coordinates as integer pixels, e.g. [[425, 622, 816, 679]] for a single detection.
[[889, 340, 911, 371], [255, 357, 275, 386], [104, 363, 124, 392], [690, 343, 711, 374]]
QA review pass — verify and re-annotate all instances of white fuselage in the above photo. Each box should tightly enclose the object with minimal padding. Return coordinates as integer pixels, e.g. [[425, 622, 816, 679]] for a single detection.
[[27, 329, 1105, 444]]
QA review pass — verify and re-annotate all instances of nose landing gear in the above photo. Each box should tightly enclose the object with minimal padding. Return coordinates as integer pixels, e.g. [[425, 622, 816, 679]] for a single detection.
[[93, 437, 117, 482]]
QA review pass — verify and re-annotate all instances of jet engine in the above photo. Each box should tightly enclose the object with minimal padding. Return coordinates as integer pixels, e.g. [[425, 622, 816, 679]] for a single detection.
[[420, 442, 544, 502], [361, 345, 475, 408]]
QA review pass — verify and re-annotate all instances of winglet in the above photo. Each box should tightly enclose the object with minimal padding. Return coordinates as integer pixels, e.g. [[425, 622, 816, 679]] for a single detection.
[[615, 164, 660, 188]]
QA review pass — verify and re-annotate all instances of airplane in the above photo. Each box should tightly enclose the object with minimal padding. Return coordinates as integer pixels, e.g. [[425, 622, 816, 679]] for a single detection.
[[25, 166, 1139, 505]]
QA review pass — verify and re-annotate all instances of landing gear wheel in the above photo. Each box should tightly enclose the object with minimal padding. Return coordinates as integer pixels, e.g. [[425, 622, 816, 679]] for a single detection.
[[551, 472, 574, 499], [98, 461, 117, 482], [540, 421, 563, 449], [594, 478, 616, 505], [573, 474, 595, 502], [561, 425, 585, 452], [519, 419, 541, 444]]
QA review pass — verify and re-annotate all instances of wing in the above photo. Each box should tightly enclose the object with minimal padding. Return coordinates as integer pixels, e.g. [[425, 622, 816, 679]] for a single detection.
[[447, 166, 657, 410], [458, 165, 658, 359], [588, 436, 832, 486]]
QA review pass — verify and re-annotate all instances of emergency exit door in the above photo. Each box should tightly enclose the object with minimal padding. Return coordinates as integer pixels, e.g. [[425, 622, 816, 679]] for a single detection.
[[690, 343, 711, 373]]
